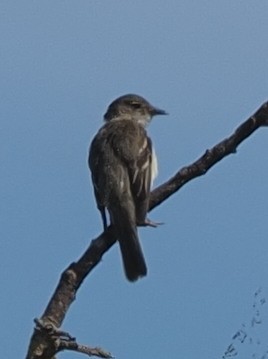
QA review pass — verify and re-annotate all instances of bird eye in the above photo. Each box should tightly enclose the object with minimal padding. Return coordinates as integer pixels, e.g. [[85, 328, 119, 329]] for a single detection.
[[131, 102, 141, 109]]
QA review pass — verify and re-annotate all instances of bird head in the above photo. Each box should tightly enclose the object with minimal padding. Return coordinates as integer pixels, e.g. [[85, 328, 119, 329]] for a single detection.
[[104, 94, 167, 127]]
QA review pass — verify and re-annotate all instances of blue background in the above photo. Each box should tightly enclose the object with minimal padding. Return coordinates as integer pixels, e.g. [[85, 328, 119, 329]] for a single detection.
[[1, 1, 268, 358]]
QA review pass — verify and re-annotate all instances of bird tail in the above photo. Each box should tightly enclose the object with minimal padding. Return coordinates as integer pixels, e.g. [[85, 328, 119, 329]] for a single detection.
[[110, 200, 147, 282]]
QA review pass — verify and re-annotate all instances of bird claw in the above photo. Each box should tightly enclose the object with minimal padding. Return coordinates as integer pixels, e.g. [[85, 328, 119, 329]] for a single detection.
[[138, 218, 164, 228]]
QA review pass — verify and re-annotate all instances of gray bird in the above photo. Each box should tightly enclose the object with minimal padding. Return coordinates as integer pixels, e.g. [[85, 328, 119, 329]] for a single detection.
[[88, 94, 167, 281]]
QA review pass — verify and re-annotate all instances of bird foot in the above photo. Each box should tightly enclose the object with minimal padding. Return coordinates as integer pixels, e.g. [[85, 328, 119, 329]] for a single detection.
[[138, 218, 164, 228]]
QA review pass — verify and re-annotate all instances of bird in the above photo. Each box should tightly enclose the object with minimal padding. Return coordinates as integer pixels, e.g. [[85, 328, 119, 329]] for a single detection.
[[88, 94, 167, 281]]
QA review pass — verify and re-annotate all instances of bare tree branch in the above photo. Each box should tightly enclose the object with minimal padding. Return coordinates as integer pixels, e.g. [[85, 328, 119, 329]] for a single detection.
[[150, 101, 268, 210], [58, 341, 113, 358], [25, 101, 268, 359], [26, 319, 112, 359]]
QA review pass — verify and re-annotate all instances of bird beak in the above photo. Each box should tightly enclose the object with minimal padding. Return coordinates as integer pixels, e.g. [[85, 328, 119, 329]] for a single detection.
[[151, 107, 168, 116]]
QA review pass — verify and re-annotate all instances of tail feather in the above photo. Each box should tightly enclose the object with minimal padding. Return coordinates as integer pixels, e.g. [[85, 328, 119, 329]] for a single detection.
[[110, 202, 147, 281]]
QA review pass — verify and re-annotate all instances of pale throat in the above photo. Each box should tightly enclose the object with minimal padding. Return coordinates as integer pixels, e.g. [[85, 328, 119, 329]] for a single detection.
[[136, 114, 152, 127]]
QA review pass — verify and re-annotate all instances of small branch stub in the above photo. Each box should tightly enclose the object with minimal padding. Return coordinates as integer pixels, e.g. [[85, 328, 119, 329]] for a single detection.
[[29, 318, 112, 359]]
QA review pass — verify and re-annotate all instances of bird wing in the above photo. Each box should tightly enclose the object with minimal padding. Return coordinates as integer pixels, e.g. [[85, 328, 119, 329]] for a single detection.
[[89, 119, 154, 225], [104, 120, 153, 224]]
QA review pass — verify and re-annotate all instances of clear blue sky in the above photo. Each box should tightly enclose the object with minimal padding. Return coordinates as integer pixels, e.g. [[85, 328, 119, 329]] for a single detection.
[[1, 1, 268, 358]]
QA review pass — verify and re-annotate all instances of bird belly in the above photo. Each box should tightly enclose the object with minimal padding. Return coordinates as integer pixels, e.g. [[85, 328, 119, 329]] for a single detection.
[[151, 147, 158, 185]]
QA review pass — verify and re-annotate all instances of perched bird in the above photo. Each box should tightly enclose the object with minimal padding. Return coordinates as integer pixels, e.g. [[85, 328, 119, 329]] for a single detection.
[[88, 94, 167, 281]]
